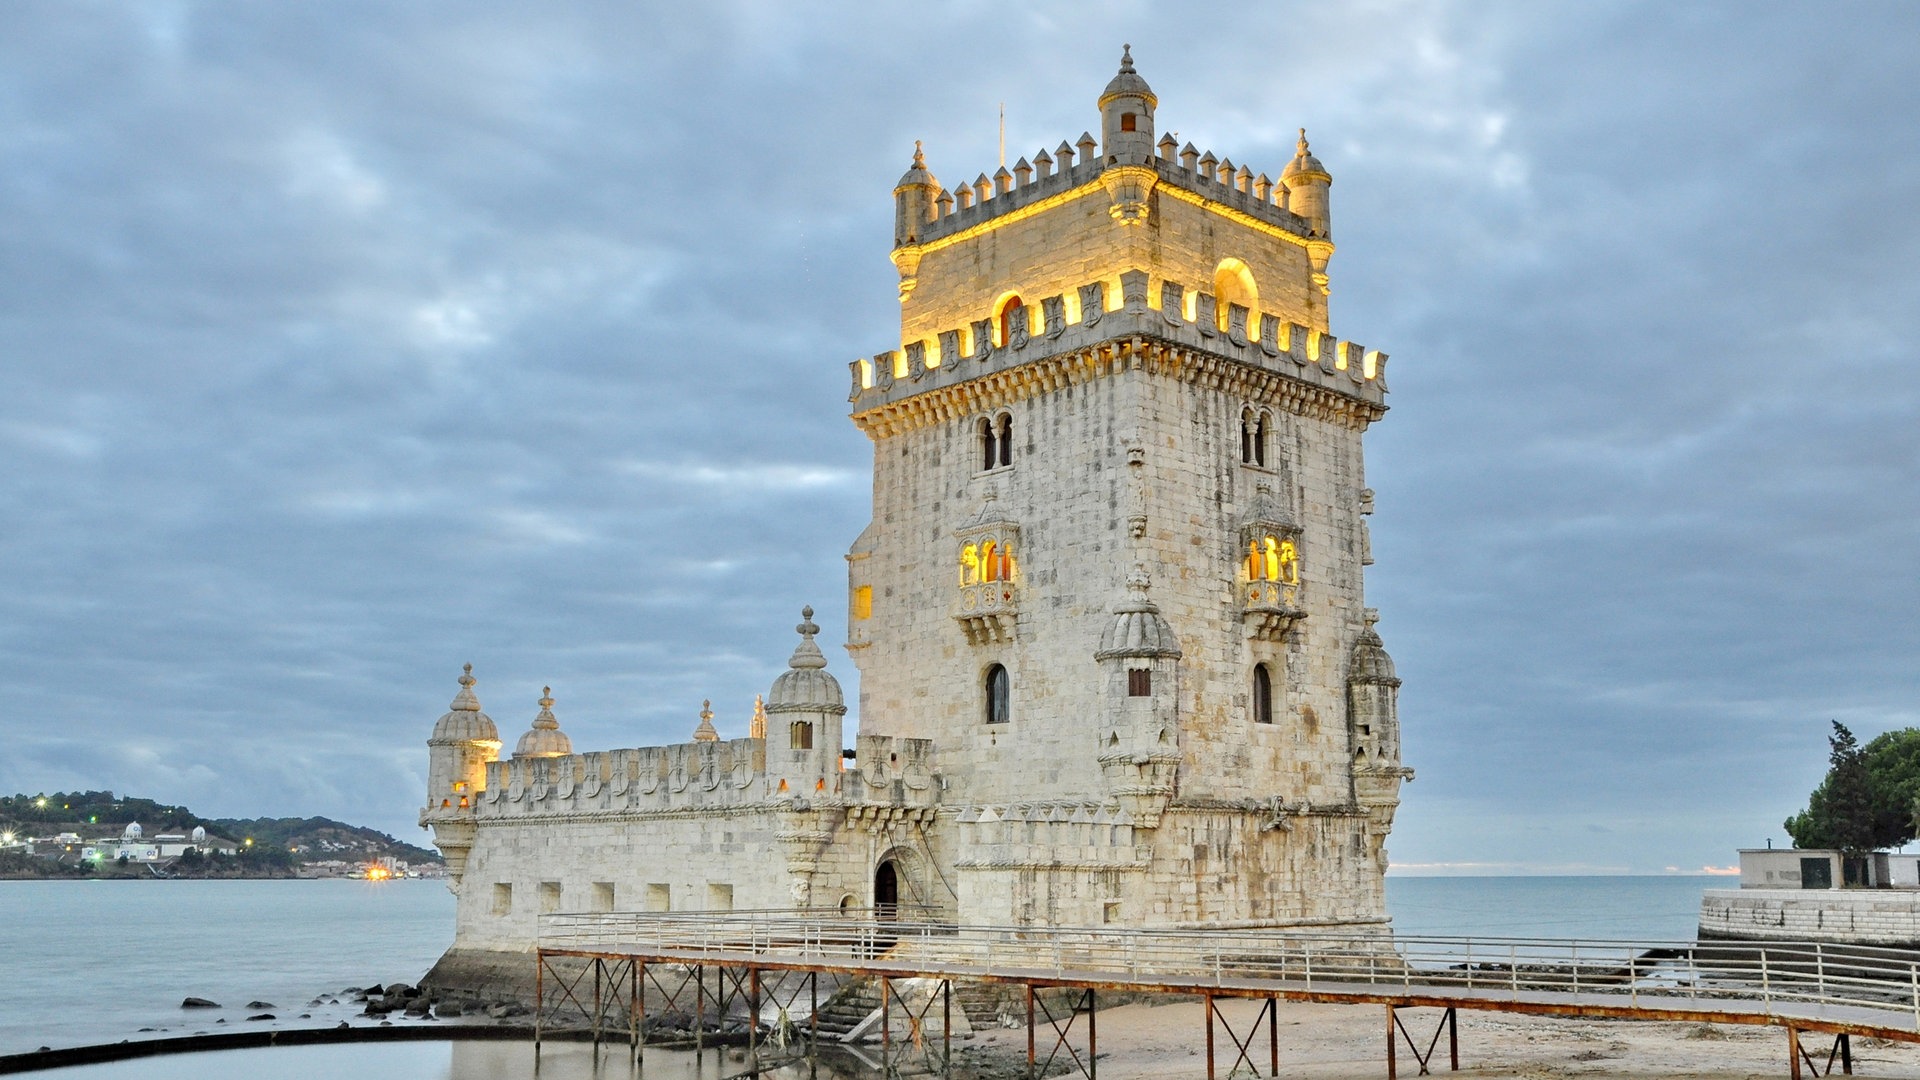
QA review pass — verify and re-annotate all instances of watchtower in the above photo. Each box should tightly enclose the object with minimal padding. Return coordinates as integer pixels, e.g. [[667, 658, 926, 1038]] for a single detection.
[[846, 48, 1410, 927]]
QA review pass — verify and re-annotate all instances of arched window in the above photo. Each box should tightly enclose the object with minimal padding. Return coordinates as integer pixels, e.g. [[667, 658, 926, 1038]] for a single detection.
[[1213, 258, 1259, 333], [1276, 538, 1298, 585], [996, 296, 1025, 347], [1252, 664, 1274, 725], [985, 664, 1010, 724], [789, 721, 814, 750], [1249, 536, 1300, 583], [980, 540, 998, 582], [997, 413, 1013, 467], [979, 417, 997, 471], [1239, 407, 1269, 466], [960, 543, 980, 585]]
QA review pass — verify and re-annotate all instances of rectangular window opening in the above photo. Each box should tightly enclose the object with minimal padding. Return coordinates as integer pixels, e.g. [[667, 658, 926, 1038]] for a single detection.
[[591, 883, 615, 913], [491, 883, 513, 916], [1127, 669, 1152, 697], [644, 883, 672, 912], [708, 883, 735, 911], [538, 881, 561, 914]]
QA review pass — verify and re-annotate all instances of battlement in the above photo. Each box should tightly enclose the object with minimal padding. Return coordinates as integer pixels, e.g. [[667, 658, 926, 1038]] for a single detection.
[[472, 732, 937, 820], [905, 136, 1318, 250], [849, 268, 1387, 427]]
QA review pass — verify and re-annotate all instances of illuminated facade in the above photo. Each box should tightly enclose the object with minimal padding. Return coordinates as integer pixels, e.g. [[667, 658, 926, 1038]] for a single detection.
[[421, 49, 1409, 993]]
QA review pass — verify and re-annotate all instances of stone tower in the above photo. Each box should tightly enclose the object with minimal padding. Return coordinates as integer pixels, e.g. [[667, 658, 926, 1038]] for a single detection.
[[844, 49, 1411, 928]]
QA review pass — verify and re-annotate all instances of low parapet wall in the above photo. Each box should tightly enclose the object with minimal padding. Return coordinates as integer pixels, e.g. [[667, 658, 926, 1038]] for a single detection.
[[1699, 887, 1920, 948]]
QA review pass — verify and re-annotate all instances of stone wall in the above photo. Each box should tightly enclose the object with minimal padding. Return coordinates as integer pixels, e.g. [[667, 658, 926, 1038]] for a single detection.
[[1698, 888, 1920, 947]]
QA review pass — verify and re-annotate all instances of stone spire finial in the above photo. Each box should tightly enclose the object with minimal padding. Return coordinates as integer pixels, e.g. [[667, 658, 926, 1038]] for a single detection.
[[693, 699, 719, 742], [749, 694, 767, 740], [532, 687, 558, 730], [1126, 564, 1151, 594], [450, 663, 481, 712], [912, 140, 925, 168], [1119, 43, 1134, 73], [787, 607, 828, 670]]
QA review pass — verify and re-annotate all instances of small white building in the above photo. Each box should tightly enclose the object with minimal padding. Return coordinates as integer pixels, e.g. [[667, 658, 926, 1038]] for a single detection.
[[1734, 847, 1920, 889]]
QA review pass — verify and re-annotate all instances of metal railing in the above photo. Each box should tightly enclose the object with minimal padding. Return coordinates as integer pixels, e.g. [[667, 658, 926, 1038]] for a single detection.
[[538, 909, 1920, 1036]]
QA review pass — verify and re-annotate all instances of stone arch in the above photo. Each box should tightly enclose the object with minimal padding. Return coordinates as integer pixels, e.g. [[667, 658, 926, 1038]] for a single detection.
[[1213, 258, 1258, 332]]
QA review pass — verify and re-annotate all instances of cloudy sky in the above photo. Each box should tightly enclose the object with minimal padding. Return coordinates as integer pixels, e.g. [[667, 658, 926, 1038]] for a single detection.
[[2, 2, 1916, 876]]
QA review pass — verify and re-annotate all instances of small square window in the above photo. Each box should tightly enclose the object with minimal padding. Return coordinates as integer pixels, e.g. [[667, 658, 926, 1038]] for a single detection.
[[1127, 669, 1152, 697], [708, 883, 734, 911], [645, 883, 671, 912], [539, 881, 561, 914], [591, 883, 615, 913], [492, 883, 513, 916]]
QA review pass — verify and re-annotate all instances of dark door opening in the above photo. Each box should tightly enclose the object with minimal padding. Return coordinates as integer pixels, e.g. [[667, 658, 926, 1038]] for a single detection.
[[874, 860, 899, 918]]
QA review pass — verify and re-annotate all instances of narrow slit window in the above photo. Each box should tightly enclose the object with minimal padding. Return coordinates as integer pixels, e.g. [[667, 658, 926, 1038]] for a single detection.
[[1252, 664, 1274, 725], [997, 413, 1013, 467], [979, 417, 997, 471], [1128, 669, 1152, 697]]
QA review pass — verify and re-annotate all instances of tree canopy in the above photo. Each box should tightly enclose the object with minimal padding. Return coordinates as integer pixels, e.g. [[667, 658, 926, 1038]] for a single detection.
[[1784, 722, 1920, 852]]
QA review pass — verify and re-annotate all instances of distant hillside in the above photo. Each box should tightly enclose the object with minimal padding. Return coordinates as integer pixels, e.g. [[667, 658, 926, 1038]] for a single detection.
[[0, 791, 440, 868]]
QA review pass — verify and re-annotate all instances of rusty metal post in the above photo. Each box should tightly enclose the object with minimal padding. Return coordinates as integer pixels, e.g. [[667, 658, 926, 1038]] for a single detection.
[[1269, 997, 1278, 1078], [810, 970, 819, 1050], [534, 953, 545, 1050], [882, 975, 892, 1074], [1840, 1032, 1853, 1074], [629, 959, 639, 1062], [1029, 983, 1044, 1076], [1788, 1027, 1802, 1080], [1448, 1006, 1458, 1071], [1087, 988, 1097, 1080], [592, 958, 603, 1048], [1385, 1004, 1396, 1080], [750, 967, 761, 1066], [696, 964, 705, 1058], [943, 978, 952, 1071], [1205, 994, 1216, 1080]]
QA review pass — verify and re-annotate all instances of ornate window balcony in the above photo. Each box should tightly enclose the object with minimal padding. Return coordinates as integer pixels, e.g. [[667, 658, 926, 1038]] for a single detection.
[[955, 580, 1018, 644]]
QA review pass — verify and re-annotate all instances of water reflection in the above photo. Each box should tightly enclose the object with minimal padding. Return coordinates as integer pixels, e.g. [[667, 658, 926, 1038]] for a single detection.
[[36, 1039, 883, 1080]]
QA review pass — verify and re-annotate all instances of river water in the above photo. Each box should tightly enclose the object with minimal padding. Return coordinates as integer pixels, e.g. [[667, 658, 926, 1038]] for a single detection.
[[0, 875, 1719, 1072]]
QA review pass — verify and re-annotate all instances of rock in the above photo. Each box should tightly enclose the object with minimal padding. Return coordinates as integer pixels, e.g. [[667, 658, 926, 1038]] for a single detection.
[[383, 983, 415, 999], [181, 997, 220, 1009], [245, 1001, 276, 1010], [214, 1018, 227, 1025], [433, 1001, 465, 1018], [298, 1013, 311, 1019], [245, 1013, 275, 1022], [336, 1022, 349, 1030], [402, 1001, 431, 1017]]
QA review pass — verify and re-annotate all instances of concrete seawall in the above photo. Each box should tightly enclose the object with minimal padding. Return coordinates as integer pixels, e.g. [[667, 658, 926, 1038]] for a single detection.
[[1699, 887, 1920, 948]]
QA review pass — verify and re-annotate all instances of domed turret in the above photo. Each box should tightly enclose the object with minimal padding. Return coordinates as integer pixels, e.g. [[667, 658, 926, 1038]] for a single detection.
[[190, 826, 206, 845], [767, 607, 847, 715], [513, 687, 573, 759], [1281, 128, 1332, 237], [1095, 567, 1183, 660], [1348, 613, 1399, 686], [431, 663, 499, 744], [123, 822, 142, 840], [1098, 44, 1157, 164], [767, 607, 845, 777], [893, 141, 940, 247]]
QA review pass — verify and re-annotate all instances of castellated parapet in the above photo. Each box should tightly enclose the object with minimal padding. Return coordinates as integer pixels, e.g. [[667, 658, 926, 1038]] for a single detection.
[[421, 49, 1410, 997]]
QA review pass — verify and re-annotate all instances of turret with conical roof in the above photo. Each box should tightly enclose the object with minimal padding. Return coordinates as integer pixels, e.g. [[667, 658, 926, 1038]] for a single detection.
[[894, 141, 939, 248], [513, 687, 573, 759]]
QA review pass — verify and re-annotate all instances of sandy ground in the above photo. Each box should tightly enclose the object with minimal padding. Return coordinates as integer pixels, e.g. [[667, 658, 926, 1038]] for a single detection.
[[936, 997, 1920, 1079]]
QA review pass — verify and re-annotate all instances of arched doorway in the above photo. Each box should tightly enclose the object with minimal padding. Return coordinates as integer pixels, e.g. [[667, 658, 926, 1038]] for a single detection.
[[873, 859, 899, 918]]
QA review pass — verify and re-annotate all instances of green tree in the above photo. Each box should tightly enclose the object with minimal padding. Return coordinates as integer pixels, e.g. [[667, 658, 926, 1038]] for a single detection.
[[1785, 722, 1920, 852]]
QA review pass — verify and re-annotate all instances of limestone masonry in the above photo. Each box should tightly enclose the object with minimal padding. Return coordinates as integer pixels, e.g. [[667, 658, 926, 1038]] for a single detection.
[[419, 49, 1411, 992]]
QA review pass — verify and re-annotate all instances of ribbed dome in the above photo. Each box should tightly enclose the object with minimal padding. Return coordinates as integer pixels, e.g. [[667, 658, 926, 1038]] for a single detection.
[[1281, 129, 1329, 182], [767, 606, 847, 715], [1099, 45, 1157, 108], [1348, 612, 1400, 686], [1095, 568, 1183, 660], [430, 664, 500, 744], [513, 687, 572, 759], [895, 141, 936, 190]]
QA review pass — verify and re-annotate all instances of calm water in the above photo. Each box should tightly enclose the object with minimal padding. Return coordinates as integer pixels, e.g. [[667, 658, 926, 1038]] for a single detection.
[[1, 875, 1719, 1068]]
